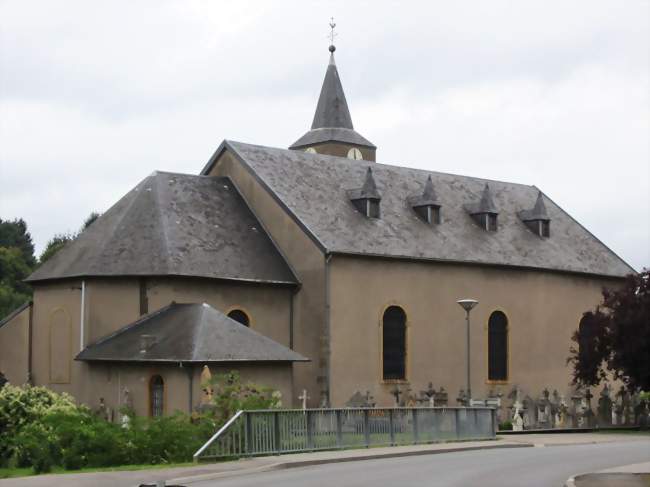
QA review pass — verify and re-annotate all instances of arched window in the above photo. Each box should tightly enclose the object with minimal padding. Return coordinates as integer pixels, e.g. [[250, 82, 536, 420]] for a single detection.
[[227, 309, 250, 327], [382, 306, 407, 381], [488, 311, 508, 381], [150, 375, 164, 417]]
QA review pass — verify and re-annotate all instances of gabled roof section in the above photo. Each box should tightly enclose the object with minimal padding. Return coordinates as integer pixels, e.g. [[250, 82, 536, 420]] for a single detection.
[[0, 301, 31, 330], [289, 51, 375, 150], [465, 184, 499, 215], [76, 303, 308, 363], [408, 176, 441, 208], [520, 191, 550, 221], [27, 172, 297, 285], [222, 141, 634, 278]]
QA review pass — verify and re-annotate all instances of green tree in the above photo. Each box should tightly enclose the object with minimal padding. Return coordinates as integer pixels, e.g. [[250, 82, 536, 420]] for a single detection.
[[568, 270, 650, 391], [38, 212, 101, 265], [39, 233, 74, 265], [0, 218, 36, 268]]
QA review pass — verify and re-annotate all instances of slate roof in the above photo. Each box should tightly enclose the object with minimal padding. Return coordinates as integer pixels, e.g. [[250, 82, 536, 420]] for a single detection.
[[27, 172, 297, 285], [76, 302, 308, 363], [210, 141, 634, 278], [290, 53, 375, 150]]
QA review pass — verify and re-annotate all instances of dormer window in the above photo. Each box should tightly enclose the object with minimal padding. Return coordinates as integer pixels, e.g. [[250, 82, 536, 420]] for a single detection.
[[465, 184, 499, 232], [408, 175, 441, 225], [348, 167, 381, 219], [519, 191, 551, 238]]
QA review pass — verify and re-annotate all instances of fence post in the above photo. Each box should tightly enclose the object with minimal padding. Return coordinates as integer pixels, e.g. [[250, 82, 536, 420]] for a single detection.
[[363, 409, 370, 447], [336, 410, 343, 448], [274, 411, 281, 453], [413, 409, 419, 444], [389, 409, 395, 446], [491, 408, 496, 437], [455, 408, 461, 440], [245, 413, 252, 455], [306, 410, 314, 450]]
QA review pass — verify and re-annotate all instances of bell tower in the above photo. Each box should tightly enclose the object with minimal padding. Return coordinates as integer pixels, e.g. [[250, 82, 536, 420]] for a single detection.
[[289, 20, 376, 161]]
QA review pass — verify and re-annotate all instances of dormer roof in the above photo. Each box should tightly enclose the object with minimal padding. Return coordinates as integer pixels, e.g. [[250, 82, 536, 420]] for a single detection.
[[465, 184, 499, 215], [520, 191, 550, 221], [348, 167, 381, 201], [408, 175, 440, 208]]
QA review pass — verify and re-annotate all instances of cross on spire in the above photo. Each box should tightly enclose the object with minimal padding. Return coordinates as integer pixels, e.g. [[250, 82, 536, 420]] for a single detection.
[[328, 17, 337, 52]]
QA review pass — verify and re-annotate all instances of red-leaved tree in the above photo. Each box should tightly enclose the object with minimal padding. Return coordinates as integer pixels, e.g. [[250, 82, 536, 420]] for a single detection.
[[568, 270, 649, 391]]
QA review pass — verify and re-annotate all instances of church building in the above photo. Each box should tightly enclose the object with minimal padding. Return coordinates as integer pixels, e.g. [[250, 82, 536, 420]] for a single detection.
[[0, 42, 633, 416]]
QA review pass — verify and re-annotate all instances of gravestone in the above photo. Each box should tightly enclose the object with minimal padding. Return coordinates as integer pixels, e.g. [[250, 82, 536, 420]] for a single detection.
[[535, 389, 552, 429], [420, 382, 436, 407], [583, 389, 595, 427], [434, 387, 449, 407], [456, 388, 468, 407], [298, 389, 310, 410]]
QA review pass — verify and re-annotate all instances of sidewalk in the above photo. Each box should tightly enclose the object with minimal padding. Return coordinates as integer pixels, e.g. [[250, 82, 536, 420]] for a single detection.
[[567, 462, 650, 487]]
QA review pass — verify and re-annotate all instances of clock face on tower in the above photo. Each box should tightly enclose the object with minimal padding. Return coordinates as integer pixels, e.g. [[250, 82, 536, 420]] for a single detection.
[[347, 147, 363, 160], [305, 147, 317, 154]]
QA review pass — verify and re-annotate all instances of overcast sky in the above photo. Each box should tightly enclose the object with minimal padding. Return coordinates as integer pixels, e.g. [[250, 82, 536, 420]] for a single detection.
[[1, 1, 648, 270]]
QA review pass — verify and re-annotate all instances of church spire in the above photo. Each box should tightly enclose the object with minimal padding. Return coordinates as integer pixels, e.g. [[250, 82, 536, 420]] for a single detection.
[[289, 19, 376, 161]]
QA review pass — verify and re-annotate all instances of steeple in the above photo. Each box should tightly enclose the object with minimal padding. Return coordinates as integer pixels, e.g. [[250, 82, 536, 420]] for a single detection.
[[290, 20, 376, 161]]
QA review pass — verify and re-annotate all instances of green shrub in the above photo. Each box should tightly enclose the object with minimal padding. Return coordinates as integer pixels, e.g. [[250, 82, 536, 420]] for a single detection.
[[498, 420, 513, 431], [0, 384, 79, 466], [208, 371, 281, 424]]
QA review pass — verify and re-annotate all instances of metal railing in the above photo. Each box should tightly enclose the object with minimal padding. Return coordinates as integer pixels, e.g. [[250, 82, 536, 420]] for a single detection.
[[193, 407, 496, 461]]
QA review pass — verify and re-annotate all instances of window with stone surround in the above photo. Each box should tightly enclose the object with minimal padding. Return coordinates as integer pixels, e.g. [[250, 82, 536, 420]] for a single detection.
[[382, 306, 407, 381], [150, 375, 164, 417], [488, 311, 508, 381], [227, 309, 250, 327]]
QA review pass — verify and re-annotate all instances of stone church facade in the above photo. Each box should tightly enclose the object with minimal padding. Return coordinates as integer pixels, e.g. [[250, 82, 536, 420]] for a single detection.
[[0, 45, 633, 417]]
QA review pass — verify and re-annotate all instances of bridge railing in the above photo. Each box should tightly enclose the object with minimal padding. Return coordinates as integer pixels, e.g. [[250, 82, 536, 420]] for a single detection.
[[193, 406, 496, 461]]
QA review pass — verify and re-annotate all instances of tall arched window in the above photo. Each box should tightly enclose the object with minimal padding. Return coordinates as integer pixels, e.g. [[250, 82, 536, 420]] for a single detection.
[[227, 309, 250, 327], [150, 375, 164, 417], [488, 311, 508, 381], [382, 306, 407, 381]]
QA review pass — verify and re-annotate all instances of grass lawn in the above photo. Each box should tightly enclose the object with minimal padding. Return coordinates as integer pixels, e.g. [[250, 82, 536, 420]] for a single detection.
[[0, 462, 195, 479]]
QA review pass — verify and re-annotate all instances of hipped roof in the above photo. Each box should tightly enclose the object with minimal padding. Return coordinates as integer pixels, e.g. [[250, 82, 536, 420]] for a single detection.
[[27, 172, 297, 285], [76, 302, 308, 363]]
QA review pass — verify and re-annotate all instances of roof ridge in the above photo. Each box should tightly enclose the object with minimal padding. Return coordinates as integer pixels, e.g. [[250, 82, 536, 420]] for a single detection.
[[229, 140, 535, 189]]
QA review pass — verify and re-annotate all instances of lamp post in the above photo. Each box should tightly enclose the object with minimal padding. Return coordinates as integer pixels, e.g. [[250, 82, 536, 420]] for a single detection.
[[457, 299, 478, 404]]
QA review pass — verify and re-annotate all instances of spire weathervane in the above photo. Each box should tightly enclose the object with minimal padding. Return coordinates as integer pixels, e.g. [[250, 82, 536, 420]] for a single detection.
[[328, 17, 337, 52]]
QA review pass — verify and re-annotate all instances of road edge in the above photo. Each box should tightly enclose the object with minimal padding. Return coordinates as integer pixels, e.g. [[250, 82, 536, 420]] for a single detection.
[[169, 443, 534, 485]]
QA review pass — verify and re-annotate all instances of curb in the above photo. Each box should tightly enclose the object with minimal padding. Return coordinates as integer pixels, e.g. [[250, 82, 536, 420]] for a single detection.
[[167, 442, 534, 485]]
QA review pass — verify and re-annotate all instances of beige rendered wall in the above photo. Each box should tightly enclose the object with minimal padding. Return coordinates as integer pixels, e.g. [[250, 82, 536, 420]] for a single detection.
[[328, 255, 620, 407], [0, 304, 30, 385], [83, 362, 293, 419], [209, 150, 326, 407], [146, 277, 292, 347], [29, 276, 293, 409]]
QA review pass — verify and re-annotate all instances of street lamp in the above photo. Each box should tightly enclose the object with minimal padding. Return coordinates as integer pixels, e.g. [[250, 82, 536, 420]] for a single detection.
[[457, 299, 478, 405]]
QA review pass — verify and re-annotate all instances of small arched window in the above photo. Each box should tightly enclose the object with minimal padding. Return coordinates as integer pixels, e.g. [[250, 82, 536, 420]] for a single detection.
[[382, 306, 407, 381], [227, 309, 250, 327], [150, 375, 164, 417], [488, 311, 508, 381]]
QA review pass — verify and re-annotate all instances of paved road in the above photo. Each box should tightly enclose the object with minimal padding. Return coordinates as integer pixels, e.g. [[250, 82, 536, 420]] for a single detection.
[[192, 440, 650, 487]]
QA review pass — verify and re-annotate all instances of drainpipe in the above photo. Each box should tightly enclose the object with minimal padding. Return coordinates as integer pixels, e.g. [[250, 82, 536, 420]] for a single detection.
[[80, 280, 86, 351], [27, 301, 33, 384]]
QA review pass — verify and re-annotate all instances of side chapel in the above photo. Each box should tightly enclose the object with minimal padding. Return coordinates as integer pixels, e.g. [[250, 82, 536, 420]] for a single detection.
[[0, 40, 633, 417]]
